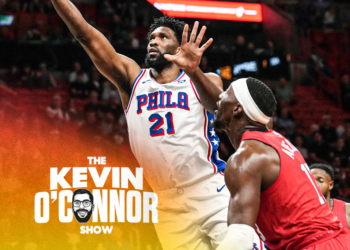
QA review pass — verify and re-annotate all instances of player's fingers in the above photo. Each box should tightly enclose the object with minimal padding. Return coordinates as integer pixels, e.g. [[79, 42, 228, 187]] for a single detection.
[[195, 26, 206, 46], [164, 54, 175, 61], [182, 24, 189, 45], [200, 38, 213, 52], [190, 21, 199, 43]]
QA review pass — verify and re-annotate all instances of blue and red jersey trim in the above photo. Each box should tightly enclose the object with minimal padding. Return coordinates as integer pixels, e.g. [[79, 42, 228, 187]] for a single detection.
[[125, 69, 146, 115], [150, 70, 185, 84], [203, 110, 226, 173], [190, 80, 201, 103]]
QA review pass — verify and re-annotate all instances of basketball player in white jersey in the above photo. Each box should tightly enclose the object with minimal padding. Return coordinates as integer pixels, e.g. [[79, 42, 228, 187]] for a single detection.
[[51, 1, 266, 249]]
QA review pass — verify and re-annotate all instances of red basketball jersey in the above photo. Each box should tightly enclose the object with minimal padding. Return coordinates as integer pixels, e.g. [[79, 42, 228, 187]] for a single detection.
[[241, 130, 343, 250], [333, 199, 350, 230]]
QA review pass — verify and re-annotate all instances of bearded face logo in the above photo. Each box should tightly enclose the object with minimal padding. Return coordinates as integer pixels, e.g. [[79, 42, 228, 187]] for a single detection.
[[72, 189, 94, 223]]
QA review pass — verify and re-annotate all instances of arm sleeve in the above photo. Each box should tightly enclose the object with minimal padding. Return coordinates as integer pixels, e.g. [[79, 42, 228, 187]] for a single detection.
[[216, 224, 255, 250]]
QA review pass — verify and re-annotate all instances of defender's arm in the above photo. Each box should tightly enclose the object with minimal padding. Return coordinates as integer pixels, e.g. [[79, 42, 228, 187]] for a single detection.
[[51, 0, 141, 108], [217, 140, 279, 250]]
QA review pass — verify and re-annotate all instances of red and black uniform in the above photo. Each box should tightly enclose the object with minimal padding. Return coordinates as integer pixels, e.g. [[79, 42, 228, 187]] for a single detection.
[[333, 199, 350, 230], [241, 130, 350, 250]]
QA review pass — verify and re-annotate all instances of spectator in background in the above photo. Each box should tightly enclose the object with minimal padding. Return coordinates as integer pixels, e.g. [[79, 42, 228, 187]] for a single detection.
[[78, 111, 101, 142], [291, 124, 311, 149], [43, 0, 55, 13], [337, 117, 350, 138], [232, 35, 246, 63], [64, 98, 83, 125], [307, 47, 333, 80], [294, 2, 310, 36], [24, 0, 45, 13], [109, 14, 127, 45], [245, 42, 255, 58], [20, 64, 34, 89], [340, 73, 350, 112], [100, 81, 117, 103], [98, 0, 115, 17], [34, 63, 56, 90], [68, 62, 89, 84], [324, 7, 336, 30], [90, 69, 102, 99], [265, 39, 277, 56], [274, 77, 293, 103], [47, 26, 65, 44], [308, 5, 323, 30], [332, 138, 349, 167], [343, 128, 350, 149], [310, 123, 320, 135], [4, 0, 20, 12], [309, 132, 332, 165], [83, 91, 102, 118], [99, 111, 115, 138], [1, 65, 21, 87], [0, 26, 15, 41], [199, 56, 212, 73], [70, 71, 90, 99], [46, 94, 65, 130], [319, 115, 337, 145], [102, 93, 123, 122], [116, 2, 133, 27], [25, 25, 44, 42], [128, 31, 139, 48], [276, 106, 295, 137], [294, 135, 309, 162]]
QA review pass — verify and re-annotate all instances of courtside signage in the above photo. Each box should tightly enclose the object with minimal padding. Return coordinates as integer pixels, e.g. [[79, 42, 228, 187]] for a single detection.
[[147, 0, 263, 22]]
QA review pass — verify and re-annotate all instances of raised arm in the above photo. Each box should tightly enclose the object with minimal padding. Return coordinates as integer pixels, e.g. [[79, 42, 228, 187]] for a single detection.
[[164, 22, 222, 113], [51, 0, 141, 109]]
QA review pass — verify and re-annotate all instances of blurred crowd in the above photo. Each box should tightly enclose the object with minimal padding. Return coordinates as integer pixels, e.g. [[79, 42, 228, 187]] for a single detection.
[[0, 0, 151, 47], [275, 1, 350, 34], [0, 0, 283, 59], [0, 63, 56, 90]]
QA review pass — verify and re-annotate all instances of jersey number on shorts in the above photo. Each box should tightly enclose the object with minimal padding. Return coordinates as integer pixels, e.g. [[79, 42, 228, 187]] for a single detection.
[[301, 163, 326, 205], [149, 112, 175, 137]]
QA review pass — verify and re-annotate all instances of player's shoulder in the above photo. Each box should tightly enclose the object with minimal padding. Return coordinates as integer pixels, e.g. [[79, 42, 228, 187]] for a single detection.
[[204, 72, 223, 89], [227, 140, 274, 176], [239, 139, 277, 158]]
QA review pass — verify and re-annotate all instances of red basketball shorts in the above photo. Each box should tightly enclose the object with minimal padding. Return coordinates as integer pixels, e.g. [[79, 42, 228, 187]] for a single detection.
[[303, 230, 350, 250]]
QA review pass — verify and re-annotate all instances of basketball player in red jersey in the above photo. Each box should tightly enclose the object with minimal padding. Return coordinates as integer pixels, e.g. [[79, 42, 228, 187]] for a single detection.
[[310, 163, 350, 230], [214, 77, 350, 250]]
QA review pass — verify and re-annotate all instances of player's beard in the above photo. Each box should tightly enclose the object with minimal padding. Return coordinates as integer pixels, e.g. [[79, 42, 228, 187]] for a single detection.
[[73, 209, 93, 223], [145, 51, 173, 71]]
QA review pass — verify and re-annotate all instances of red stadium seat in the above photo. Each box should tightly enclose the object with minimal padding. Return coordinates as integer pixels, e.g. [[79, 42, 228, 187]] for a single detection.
[[312, 31, 324, 45], [17, 13, 34, 39], [34, 14, 49, 35]]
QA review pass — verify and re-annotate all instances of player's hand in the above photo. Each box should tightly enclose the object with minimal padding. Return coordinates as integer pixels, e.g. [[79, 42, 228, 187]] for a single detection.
[[164, 21, 213, 73]]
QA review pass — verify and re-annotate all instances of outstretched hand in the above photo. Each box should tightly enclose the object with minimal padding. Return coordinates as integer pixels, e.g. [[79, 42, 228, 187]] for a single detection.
[[164, 21, 213, 73]]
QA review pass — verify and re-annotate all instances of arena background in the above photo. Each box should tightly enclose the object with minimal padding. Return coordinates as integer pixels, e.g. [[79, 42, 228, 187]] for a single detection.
[[1, 0, 350, 249]]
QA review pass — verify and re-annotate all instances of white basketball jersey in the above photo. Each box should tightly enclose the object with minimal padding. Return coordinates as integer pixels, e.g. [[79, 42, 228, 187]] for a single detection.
[[125, 69, 225, 191]]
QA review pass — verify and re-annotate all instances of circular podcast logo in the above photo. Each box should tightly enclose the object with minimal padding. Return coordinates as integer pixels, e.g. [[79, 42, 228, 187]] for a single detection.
[[34, 157, 159, 234], [72, 189, 95, 223]]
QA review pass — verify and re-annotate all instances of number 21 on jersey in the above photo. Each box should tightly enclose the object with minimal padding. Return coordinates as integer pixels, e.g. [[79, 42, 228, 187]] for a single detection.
[[149, 112, 175, 137]]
